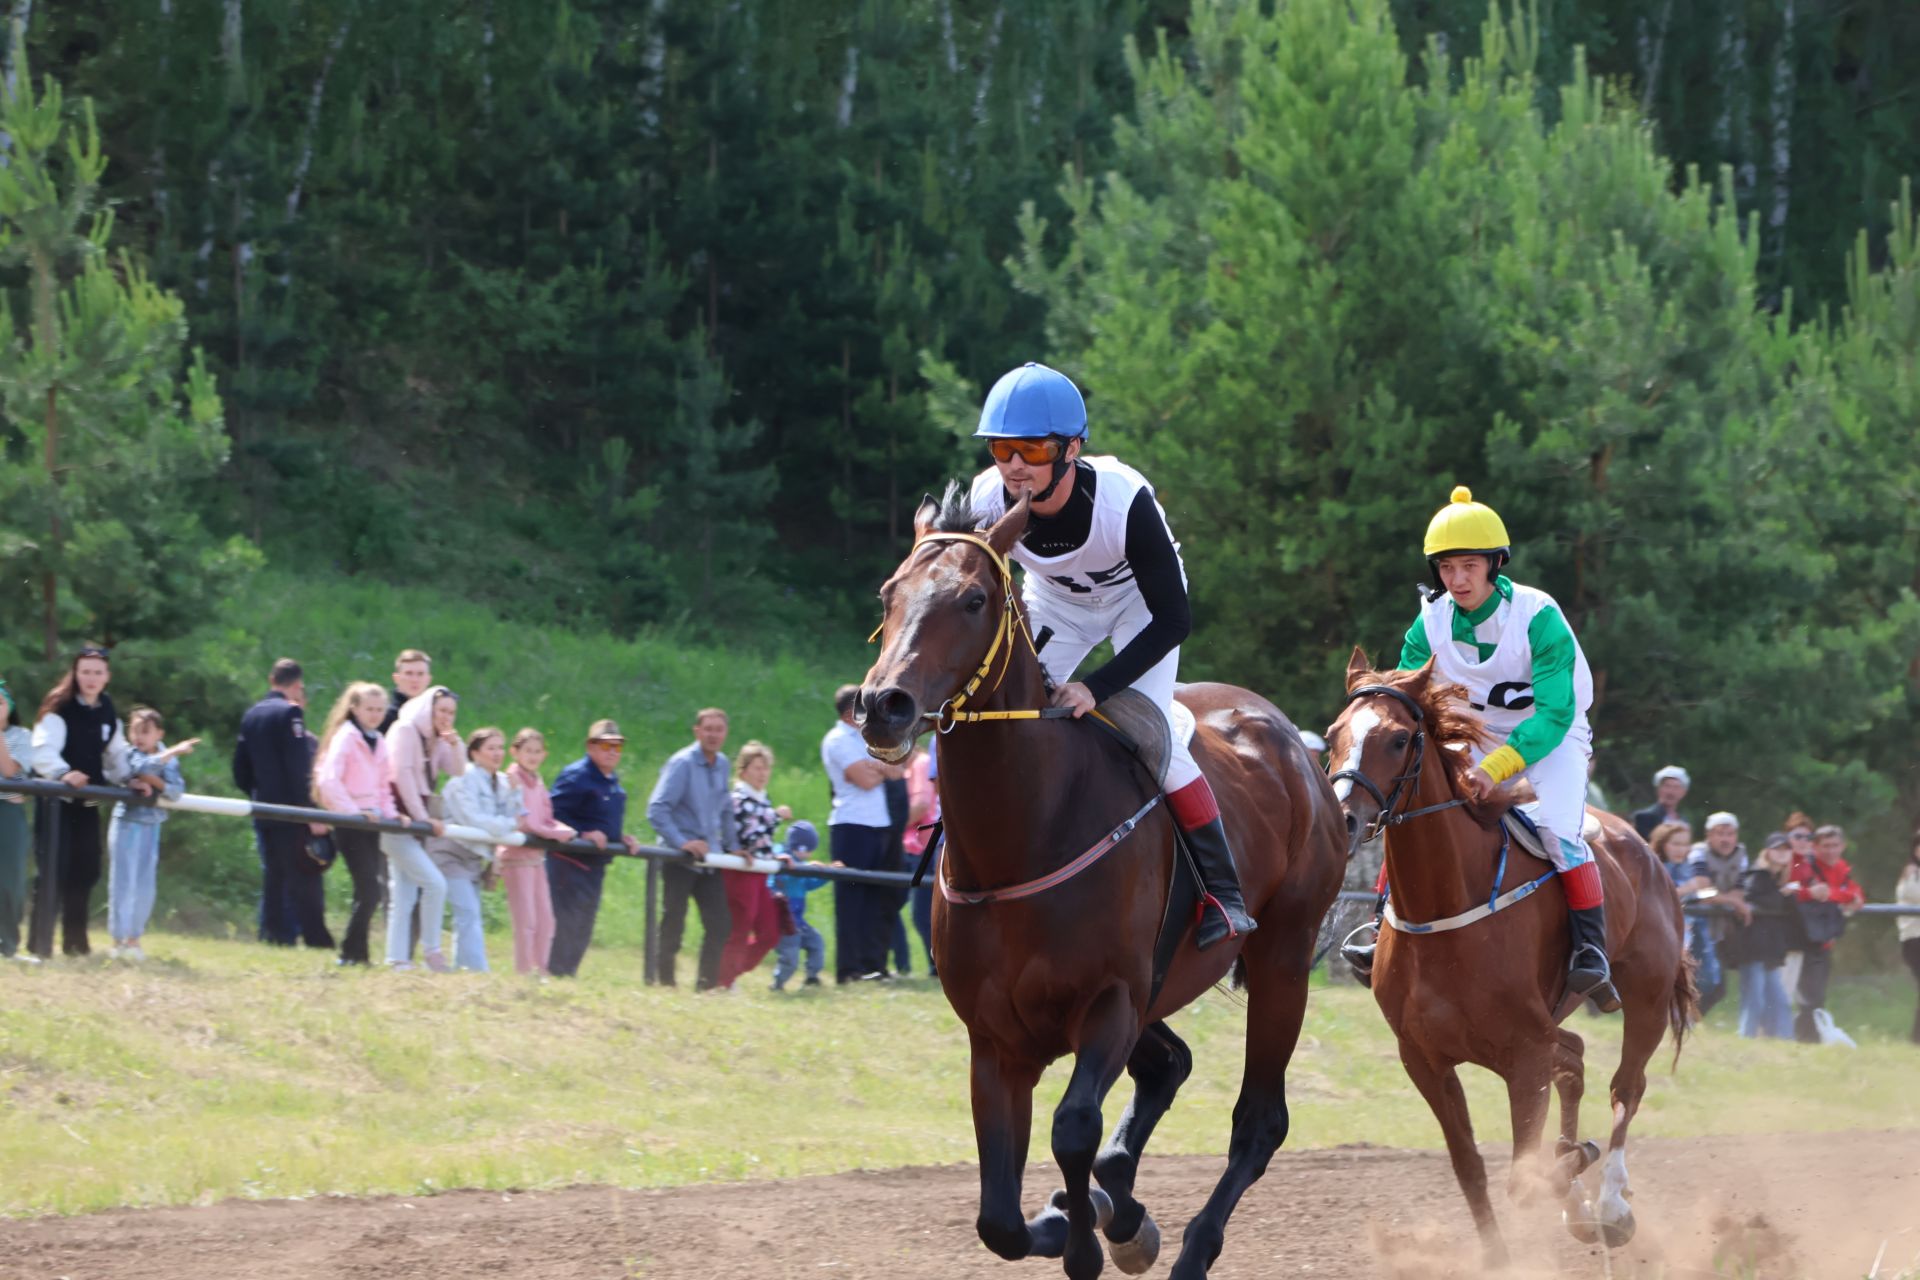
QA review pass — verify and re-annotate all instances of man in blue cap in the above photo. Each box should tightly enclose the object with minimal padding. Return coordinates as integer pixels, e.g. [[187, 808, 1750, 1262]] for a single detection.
[[964, 362, 1256, 949]]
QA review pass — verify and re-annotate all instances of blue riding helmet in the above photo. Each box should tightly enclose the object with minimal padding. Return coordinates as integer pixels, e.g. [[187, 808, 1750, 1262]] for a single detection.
[[975, 362, 1088, 440]]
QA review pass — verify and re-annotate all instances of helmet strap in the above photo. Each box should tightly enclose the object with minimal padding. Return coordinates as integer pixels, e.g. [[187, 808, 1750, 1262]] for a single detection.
[[1031, 442, 1077, 505]]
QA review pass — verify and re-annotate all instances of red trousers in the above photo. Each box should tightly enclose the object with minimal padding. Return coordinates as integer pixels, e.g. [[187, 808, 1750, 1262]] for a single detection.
[[718, 869, 782, 988]]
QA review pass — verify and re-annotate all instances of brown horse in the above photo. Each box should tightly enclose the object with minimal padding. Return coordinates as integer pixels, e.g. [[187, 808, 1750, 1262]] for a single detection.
[[856, 488, 1345, 1280], [1324, 650, 1695, 1266]]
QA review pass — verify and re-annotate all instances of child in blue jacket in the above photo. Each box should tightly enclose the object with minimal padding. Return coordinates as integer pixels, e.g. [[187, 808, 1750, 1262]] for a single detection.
[[771, 820, 826, 990]]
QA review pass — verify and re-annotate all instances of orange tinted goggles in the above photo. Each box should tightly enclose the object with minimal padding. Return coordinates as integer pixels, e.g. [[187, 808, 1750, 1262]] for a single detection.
[[987, 437, 1066, 465]]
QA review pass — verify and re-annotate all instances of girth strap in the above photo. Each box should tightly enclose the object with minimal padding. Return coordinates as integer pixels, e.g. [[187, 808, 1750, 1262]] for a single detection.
[[939, 794, 1162, 906]]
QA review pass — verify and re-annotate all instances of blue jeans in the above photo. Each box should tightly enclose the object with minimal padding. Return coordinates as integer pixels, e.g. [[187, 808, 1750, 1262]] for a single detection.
[[1737, 962, 1792, 1038], [382, 833, 447, 966], [773, 900, 824, 988], [108, 817, 163, 941], [445, 877, 489, 972], [1687, 919, 1723, 1013]]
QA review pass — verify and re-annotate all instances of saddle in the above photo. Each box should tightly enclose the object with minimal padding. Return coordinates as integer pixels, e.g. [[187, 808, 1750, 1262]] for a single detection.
[[1500, 804, 1603, 865], [1085, 687, 1193, 789]]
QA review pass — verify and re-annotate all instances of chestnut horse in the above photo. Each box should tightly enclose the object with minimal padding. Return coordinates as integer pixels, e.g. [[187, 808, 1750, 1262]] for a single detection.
[[856, 488, 1344, 1280], [1324, 651, 1694, 1266]]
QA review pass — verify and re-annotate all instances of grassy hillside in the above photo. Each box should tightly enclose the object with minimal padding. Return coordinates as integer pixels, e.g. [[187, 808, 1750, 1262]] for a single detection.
[[135, 570, 875, 947], [2, 940, 1917, 1217]]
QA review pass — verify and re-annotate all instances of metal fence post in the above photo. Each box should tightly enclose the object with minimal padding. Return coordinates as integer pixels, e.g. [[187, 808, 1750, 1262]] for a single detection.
[[643, 856, 660, 985]]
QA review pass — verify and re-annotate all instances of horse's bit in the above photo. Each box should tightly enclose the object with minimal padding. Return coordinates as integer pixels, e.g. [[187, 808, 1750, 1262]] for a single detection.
[[1328, 684, 1467, 840]]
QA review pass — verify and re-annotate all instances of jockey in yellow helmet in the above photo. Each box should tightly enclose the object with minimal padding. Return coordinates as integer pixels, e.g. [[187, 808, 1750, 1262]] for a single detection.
[[1346, 486, 1620, 1011]]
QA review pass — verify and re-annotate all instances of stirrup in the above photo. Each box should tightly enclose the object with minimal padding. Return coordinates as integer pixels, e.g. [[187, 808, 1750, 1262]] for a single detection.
[[1195, 893, 1256, 950], [1568, 946, 1621, 1013], [1340, 922, 1379, 988]]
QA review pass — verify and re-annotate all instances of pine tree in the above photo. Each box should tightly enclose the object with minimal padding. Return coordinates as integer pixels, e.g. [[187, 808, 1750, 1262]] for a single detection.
[[0, 37, 255, 664]]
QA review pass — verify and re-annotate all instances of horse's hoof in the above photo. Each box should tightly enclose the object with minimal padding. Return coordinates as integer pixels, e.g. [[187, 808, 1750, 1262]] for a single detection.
[[1108, 1209, 1161, 1275], [1554, 1137, 1601, 1172], [1562, 1204, 1602, 1246], [1048, 1187, 1115, 1233], [1598, 1210, 1636, 1249]]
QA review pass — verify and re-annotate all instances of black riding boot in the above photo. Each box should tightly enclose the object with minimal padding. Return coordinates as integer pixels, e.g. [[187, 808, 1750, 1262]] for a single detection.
[[1186, 817, 1258, 950], [1568, 904, 1622, 1013]]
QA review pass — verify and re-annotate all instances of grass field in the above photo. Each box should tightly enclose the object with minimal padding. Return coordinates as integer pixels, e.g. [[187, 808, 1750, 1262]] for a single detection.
[[3, 936, 1916, 1219]]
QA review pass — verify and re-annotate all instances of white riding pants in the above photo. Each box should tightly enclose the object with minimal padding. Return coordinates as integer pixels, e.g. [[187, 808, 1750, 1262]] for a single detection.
[[1025, 588, 1201, 792], [1470, 721, 1594, 871]]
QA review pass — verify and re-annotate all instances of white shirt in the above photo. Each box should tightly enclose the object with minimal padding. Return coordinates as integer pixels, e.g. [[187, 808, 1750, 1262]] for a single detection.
[[968, 456, 1183, 609], [821, 720, 889, 828]]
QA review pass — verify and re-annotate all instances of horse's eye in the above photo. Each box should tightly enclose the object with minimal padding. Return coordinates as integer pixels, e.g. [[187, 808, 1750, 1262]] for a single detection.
[[1390, 732, 1411, 751], [963, 590, 987, 613]]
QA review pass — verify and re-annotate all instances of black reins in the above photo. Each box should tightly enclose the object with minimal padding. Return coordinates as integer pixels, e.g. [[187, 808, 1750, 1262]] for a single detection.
[[1328, 684, 1468, 838]]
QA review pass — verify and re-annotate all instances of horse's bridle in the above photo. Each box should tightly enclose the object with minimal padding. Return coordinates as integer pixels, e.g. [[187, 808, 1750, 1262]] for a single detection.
[[869, 530, 1071, 733], [1329, 684, 1467, 839]]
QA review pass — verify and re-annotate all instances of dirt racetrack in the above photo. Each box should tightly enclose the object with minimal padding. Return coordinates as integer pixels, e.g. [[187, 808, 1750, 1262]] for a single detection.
[[4, 1130, 1915, 1280]]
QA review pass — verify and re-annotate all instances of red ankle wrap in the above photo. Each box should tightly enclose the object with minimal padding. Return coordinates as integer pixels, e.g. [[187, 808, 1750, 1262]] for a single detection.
[[1559, 862, 1604, 910], [1167, 777, 1220, 831]]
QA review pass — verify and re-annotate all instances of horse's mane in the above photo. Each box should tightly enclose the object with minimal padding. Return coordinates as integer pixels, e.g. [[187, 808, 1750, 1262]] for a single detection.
[[928, 480, 981, 534], [1360, 664, 1508, 824]]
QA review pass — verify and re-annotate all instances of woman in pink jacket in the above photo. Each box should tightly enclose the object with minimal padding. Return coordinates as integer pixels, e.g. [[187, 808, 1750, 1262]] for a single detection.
[[312, 682, 396, 966], [502, 728, 573, 975]]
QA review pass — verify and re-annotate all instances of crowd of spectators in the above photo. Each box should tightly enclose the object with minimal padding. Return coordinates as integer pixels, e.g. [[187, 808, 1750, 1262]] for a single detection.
[[0, 646, 947, 992], [1633, 765, 1890, 1044], [1, 648, 1914, 1041]]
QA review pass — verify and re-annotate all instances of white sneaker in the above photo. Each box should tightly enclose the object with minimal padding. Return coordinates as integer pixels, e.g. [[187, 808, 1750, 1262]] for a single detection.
[[8, 952, 41, 965], [108, 944, 127, 959], [123, 946, 147, 962]]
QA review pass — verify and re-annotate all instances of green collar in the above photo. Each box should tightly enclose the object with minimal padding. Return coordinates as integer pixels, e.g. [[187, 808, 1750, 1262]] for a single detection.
[[1457, 575, 1513, 625]]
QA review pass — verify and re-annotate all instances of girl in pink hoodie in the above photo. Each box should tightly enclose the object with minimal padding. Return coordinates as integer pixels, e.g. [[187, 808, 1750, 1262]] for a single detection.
[[501, 728, 573, 975], [383, 686, 464, 970], [312, 682, 396, 966]]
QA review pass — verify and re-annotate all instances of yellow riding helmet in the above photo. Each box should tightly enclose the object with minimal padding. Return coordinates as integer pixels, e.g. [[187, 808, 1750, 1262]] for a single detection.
[[1423, 486, 1511, 565]]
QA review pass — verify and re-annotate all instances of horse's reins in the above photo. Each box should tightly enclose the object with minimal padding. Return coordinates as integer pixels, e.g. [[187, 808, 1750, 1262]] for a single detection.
[[869, 528, 1161, 906], [1328, 684, 1469, 840]]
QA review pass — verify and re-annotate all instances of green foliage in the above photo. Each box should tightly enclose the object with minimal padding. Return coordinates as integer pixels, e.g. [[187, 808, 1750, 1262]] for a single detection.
[[1016, 0, 1920, 875]]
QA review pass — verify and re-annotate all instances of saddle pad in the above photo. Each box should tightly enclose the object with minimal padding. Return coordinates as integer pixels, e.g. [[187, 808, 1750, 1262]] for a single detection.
[[1092, 688, 1194, 788], [1501, 805, 1603, 862]]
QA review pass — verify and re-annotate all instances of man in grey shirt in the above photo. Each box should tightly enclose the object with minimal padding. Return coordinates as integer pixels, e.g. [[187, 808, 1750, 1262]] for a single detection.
[[646, 707, 740, 990]]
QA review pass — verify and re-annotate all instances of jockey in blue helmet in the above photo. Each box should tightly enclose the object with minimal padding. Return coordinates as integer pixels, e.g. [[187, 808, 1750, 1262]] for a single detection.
[[966, 363, 1257, 949]]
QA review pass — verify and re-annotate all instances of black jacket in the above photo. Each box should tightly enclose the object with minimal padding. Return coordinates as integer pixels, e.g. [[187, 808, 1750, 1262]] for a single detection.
[[1726, 868, 1795, 968], [232, 690, 313, 807], [1631, 804, 1685, 840]]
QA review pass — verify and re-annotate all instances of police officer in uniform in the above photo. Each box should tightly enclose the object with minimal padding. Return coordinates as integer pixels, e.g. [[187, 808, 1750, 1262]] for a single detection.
[[232, 658, 334, 948]]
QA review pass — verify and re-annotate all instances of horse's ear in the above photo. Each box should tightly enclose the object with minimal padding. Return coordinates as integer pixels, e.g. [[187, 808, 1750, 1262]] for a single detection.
[[912, 493, 940, 541], [985, 491, 1031, 557], [1345, 646, 1372, 691], [1405, 657, 1437, 692]]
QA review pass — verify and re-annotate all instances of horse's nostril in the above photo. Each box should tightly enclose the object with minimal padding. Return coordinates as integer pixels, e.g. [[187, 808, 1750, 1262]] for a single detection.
[[872, 687, 918, 730]]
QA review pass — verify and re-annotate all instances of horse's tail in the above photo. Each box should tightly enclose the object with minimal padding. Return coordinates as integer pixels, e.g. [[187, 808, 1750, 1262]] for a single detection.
[[1667, 939, 1700, 1072]]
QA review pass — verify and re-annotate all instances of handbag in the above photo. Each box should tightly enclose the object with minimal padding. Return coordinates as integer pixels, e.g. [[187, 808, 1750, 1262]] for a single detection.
[[305, 830, 338, 872], [1796, 897, 1845, 946], [774, 894, 798, 938]]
